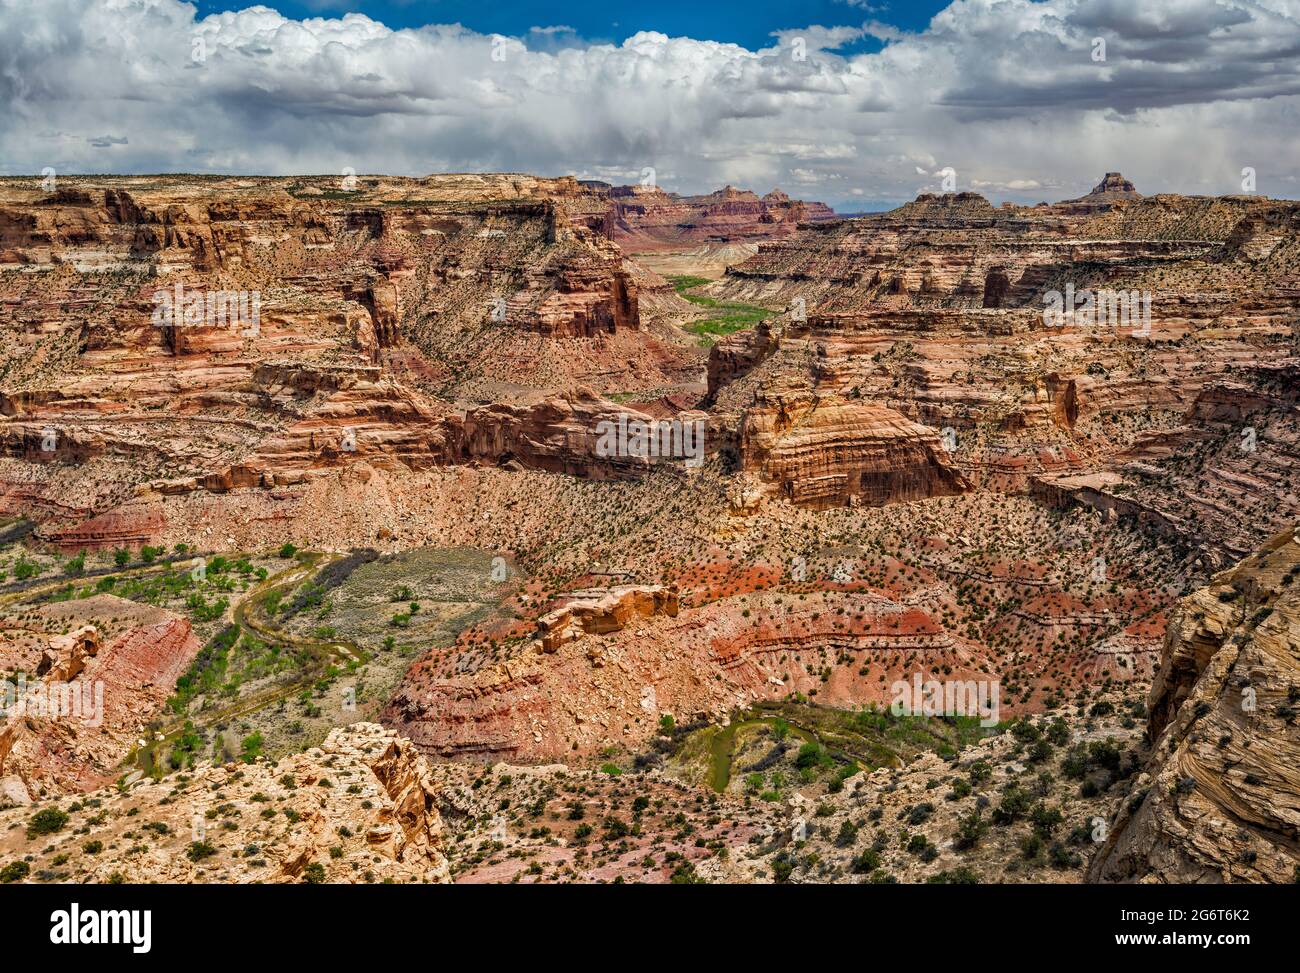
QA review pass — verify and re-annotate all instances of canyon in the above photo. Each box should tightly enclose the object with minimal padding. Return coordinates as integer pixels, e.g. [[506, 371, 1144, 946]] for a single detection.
[[0, 168, 1296, 886]]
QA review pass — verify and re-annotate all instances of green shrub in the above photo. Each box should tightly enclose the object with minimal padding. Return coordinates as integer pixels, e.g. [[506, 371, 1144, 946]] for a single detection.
[[26, 807, 68, 839], [834, 820, 859, 848], [954, 808, 987, 850], [992, 786, 1031, 825], [240, 732, 264, 763], [794, 742, 827, 770], [186, 841, 216, 862], [850, 848, 881, 873], [927, 866, 980, 884], [770, 855, 795, 883]]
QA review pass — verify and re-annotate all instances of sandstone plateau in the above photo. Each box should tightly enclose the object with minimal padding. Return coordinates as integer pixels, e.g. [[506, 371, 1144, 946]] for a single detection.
[[592, 183, 836, 252]]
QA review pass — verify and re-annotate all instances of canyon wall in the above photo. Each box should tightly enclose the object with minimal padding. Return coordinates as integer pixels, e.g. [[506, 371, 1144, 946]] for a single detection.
[[1089, 528, 1300, 883]]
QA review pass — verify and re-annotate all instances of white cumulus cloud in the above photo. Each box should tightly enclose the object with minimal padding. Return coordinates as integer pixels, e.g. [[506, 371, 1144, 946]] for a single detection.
[[0, 0, 1298, 209]]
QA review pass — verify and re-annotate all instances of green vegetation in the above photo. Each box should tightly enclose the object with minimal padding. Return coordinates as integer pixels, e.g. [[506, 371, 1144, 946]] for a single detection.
[[669, 275, 774, 344], [680, 699, 1003, 794], [168, 625, 239, 715], [26, 807, 69, 839], [185, 592, 228, 623], [240, 732, 265, 763], [167, 721, 204, 770], [186, 841, 216, 862]]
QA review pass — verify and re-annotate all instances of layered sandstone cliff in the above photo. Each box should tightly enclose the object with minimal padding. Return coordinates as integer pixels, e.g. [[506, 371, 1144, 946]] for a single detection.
[[1089, 528, 1300, 883], [705, 175, 1300, 556], [0, 174, 705, 545], [739, 387, 971, 509]]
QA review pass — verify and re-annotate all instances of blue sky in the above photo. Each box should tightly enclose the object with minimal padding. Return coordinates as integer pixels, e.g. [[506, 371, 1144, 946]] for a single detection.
[[191, 1, 950, 52]]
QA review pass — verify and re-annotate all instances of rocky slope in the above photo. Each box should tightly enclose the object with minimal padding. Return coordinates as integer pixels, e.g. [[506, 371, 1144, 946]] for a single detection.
[[0, 723, 450, 883], [0, 597, 201, 802], [1088, 527, 1300, 883], [0, 174, 705, 546], [698, 691, 1147, 884], [391, 687, 1147, 884]]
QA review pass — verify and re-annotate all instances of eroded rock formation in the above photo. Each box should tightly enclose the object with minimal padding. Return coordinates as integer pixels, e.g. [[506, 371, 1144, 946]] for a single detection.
[[0, 174, 706, 546], [534, 584, 680, 652], [739, 387, 971, 509], [1089, 528, 1300, 883], [704, 174, 1300, 556]]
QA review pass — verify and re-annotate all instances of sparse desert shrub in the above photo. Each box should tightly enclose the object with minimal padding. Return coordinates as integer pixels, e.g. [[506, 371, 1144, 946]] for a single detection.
[[834, 820, 859, 848], [27, 807, 68, 839], [954, 808, 987, 850], [186, 841, 216, 862], [927, 866, 979, 884]]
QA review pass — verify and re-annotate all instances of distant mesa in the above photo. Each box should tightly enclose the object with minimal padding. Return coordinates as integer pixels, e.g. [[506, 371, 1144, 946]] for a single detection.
[[889, 191, 998, 222], [1087, 171, 1141, 198], [892, 172, 1142, 218], [605, 181, 835, 252], [1062, 171, 1142, 205]]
